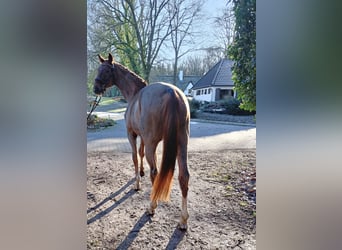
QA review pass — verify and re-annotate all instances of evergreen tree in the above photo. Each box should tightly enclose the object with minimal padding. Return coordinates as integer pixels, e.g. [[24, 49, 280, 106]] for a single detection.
[[229, 0, 256, 112]]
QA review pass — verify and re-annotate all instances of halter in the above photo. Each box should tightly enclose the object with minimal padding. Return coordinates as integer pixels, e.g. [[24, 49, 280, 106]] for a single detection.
[[87, 63, 114, 122]]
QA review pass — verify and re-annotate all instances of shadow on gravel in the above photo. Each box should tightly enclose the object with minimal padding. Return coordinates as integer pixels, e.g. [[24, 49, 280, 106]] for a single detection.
[[116, 214, 186, 249], [165, 228, 186, 250], [116, 213, 153, 250], [87, 178, 136, 224]]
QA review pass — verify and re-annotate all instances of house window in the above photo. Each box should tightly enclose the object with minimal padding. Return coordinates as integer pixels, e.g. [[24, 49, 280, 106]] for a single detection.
[[196, 90, 200, 95], [204, 89, 207, 94], [208, 89, 211, 94]]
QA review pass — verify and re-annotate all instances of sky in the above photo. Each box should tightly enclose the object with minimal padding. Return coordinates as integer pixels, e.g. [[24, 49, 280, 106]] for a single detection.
[[203, 0, 228, 18], [168, 0, 229, 62], [199, 0, 228, 45], [87, 0, 230, 63]]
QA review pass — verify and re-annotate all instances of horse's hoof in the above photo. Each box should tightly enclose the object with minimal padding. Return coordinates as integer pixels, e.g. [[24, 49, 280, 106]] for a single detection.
[[147, 200, 157, 215], [177, 222, 188, 231], [146, 208, 155, 216], [134, 183, 141, 191]]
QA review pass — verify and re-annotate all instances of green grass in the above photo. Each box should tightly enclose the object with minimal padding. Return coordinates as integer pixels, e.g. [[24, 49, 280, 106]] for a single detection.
[[108, 108, 127, 113], [211, 172, 219, 177], [221, 174, 231, 182], [99, 97, 116, 106], [239, 201, 248, 207], [225, 185, 234, 191]]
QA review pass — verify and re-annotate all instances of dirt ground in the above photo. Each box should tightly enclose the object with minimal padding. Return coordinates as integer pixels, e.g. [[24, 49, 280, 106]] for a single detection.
[[87, 149, 256, 249]]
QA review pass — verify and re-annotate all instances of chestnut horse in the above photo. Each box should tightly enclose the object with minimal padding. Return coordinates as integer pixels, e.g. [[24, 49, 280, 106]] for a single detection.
[[93, 53, 190, 230]]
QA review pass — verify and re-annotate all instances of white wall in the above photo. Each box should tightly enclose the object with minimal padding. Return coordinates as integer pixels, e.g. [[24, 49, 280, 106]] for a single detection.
[[193, 87, 215, 102], [193, 87, 235, 102], [183, 83, 193, 96]]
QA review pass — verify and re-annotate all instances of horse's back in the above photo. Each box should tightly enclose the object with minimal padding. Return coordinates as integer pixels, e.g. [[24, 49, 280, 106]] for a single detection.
[[141, 82, 189, 121], [142, 82, 185, 99], [126, 82, 189, 141]]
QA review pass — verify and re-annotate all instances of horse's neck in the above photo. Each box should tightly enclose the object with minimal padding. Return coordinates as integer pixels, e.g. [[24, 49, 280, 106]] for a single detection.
[[113, 65, 146, 103]]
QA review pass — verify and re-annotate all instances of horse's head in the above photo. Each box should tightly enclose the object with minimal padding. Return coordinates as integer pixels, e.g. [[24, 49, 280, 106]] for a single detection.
[[93, 53, 115, 95]]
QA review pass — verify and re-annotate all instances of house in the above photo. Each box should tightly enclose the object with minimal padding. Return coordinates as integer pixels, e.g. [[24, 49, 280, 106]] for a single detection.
[[191, 59, 236, 102], [183, 81, 193, 96]]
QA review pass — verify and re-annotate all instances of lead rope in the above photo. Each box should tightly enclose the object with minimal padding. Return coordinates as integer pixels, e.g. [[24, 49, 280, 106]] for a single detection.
[[87, 96, 102, 121]]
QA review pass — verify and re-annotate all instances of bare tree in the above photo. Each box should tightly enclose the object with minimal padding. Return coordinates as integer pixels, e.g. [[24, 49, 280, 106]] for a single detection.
[[179, 46, 225, 77], [202, 46, 225, 71], [88, 0, 176, 82], [179, 55, 205, 76], [213, 4, 235, 55], [167, 0, 204, 84], [87, 0, 117, 68]]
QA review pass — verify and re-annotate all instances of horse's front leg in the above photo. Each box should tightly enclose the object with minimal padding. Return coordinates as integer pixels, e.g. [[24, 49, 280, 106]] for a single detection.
[[127, 133, 140, 190]]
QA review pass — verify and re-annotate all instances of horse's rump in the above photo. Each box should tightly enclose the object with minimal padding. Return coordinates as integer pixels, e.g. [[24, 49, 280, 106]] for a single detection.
[[127, 83, 188, 139]]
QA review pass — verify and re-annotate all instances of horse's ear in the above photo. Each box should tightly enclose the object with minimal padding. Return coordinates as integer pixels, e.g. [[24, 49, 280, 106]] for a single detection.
[[98, 54, 105, 63], [108, 53, 114, 65]]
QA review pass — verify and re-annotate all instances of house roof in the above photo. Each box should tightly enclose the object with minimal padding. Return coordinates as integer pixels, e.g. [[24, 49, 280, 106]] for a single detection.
[[175, 76, 201, 91], [149, 75, 201, 91], [192, 59, 234, 90]]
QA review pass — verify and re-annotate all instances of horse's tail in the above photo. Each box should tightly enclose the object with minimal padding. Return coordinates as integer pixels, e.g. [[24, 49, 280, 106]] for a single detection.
[[150, 90, 179, 202]]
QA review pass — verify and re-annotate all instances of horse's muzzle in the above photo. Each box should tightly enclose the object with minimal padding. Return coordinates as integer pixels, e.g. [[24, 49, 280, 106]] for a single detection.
[[93, 83, 104, 95]]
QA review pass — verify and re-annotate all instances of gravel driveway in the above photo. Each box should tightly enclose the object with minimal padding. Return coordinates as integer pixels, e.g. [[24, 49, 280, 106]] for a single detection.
[[87, 102, 256, 249]]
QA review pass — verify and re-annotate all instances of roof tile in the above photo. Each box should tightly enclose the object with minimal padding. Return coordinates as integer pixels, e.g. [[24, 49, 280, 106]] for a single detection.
[[192, 59, 234, 90]]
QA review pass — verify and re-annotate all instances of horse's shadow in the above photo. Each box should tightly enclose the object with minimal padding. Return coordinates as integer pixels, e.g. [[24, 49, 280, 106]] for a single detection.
[[116, 213, 153, 249], [165, 228, 186, 250], [87, 178, 135, 225], [116, 212, 186, 249], [88, 177, 186, 248]]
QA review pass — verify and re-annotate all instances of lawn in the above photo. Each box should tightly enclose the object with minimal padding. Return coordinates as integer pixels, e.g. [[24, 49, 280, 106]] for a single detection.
[[98, 97, 116, 106]]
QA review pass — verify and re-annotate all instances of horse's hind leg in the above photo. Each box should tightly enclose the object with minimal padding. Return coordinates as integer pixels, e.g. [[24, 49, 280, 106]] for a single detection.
[[139, 139, 145, 177], [177, 134, 190, 230], [145, 143, 158, 185], [144, 143, 158, 215], [127, 133, 141, 190]]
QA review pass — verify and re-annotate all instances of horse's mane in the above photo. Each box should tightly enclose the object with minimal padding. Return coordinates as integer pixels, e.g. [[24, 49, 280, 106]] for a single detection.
[[114, 62, 148, 89]]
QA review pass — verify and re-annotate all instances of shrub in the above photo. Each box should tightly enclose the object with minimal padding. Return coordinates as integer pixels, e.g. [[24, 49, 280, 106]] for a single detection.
[[219, 97, 255, 115], [188, 98, 200, 118], [87, 114, 116, 129]]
